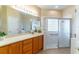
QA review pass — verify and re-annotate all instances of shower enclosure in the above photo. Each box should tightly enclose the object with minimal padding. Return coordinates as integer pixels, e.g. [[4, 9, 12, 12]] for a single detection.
[[43, 17, 71, 49]]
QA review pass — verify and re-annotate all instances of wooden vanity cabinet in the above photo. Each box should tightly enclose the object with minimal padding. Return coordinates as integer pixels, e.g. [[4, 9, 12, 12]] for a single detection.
[[0, 35, 44, 54], [38, 35, 43, 50], [0, 46, 8, 54], [8, 42, 22, 54], [32, 35, 44, 53], [32, 36, 39, 53], [22, 38, 32, 54], [8, 38, 32, 54]]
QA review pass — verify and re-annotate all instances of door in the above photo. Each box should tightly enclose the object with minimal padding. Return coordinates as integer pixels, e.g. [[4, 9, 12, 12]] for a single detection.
[[58, 19, 70, 48], [8, 42, 22, 54], [22, 39, 32, 54], [32, 37, 39, 53], [44, 18, 59, 49], [38, 35, 43, 50]]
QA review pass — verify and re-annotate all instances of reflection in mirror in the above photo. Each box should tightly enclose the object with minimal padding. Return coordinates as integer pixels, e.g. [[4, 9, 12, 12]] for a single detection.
[[2, 7, 41, 35], [31, 17, 41, 33], [20, 13, 32, 33], [16, 11, 41, 34]]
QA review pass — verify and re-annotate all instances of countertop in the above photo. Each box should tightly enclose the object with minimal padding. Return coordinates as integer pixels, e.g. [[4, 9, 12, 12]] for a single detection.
[[0, 33, 43, 47]]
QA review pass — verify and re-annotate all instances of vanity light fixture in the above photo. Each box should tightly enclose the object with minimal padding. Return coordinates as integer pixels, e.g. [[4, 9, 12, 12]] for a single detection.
[[10, 5, 38, 17]]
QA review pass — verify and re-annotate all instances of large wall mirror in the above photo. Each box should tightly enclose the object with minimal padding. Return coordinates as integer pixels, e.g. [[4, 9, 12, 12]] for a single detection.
[[7, 10, 41, 35], [0, 6, 41, 35]]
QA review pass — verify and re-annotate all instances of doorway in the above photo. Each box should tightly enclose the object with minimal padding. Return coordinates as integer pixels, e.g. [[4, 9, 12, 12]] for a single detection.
[[43, 17, 71, 49]]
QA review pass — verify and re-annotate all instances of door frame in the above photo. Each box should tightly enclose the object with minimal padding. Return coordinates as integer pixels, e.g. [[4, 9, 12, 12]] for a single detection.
[[43, 16, 72, 50]]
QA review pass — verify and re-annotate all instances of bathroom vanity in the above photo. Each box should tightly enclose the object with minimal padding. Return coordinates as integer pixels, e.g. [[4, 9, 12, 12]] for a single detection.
[[0, 33, 43, 54], [0, 6, 43, 54]]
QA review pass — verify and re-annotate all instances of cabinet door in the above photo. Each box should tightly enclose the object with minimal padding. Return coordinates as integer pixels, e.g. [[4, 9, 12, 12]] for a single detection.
[[0, 46, 8, 54], [22, 39, 32, 54], [8, 42, 22, 54], [38, 35, 43, 50], [32, 37, 39, 53]]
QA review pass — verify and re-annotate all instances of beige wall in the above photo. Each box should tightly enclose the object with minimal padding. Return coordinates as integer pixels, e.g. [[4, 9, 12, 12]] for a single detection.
[[41, 6, 75, 18], [0, 6, 2, 14], [0, 6, 2, 31], [62, 6, 75, 18], [0, 6, 7, 32], [41, 9, 62, 17]]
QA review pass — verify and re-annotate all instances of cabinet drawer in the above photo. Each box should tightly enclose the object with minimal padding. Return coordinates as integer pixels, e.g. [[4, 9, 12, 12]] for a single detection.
[[23, 43, 32, 49], [23, 39, 32, 54], [23, 46, 32, 54], [23, 39, 32, 45]]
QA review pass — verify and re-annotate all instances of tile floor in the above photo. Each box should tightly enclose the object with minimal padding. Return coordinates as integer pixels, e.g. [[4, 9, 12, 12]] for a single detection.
[[38, 48, 70, 54]]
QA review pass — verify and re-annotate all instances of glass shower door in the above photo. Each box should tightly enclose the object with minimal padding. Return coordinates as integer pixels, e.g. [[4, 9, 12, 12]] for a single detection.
[[58, 19, 70, 48], [44, 18, 59, 49]]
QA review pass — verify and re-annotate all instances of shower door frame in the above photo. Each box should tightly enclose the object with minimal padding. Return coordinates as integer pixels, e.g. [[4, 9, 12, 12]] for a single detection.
[[43, 17, 71, 49], [58, 18, 71, 48]]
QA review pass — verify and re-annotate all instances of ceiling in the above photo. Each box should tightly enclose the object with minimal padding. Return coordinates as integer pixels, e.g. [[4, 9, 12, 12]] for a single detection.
[[37, 5, 70, 10]]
